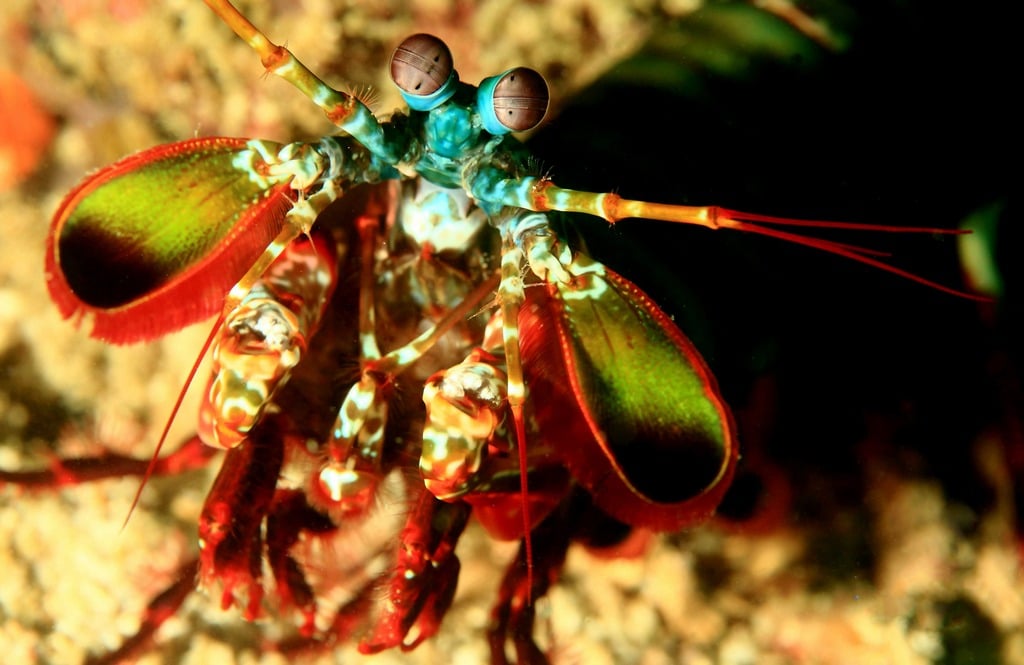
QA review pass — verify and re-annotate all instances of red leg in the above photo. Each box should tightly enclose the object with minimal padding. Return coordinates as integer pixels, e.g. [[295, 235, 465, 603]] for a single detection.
[[359, 487, 471, 653], [265, 487, 337, 634], [0, 435, 215, 487], [84, 559, 199, 665], [276, 575, 380, 658], [488, 502, 574, 665], [198, 415, 285, 619]]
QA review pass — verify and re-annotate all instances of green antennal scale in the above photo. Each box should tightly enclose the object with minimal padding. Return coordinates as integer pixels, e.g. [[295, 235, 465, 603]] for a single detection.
[[47, 138, 290, 342]]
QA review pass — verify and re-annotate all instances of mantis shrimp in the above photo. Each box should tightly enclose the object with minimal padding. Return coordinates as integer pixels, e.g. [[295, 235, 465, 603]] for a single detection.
[[3, 2, 1011, 664]]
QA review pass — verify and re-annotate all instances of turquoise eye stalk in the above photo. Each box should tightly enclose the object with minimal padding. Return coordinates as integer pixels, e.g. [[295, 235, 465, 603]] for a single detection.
[[476, 67, 549, 135], [390, 34, 458, 111]]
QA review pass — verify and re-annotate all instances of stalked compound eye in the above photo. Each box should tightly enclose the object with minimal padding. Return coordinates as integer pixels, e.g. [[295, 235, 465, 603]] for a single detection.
[[477, 67, 549, 135], [390, 34, 458, 111]]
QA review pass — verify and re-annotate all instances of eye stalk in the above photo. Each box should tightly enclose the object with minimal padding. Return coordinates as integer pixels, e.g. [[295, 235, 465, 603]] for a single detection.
[[477, 67, 549, 135], [390, 34, 458, 111]]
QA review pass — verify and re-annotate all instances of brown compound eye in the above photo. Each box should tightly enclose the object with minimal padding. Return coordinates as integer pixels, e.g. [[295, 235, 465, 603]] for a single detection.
[[390, 34, 455, 103], [482, 67, 548, 133]]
